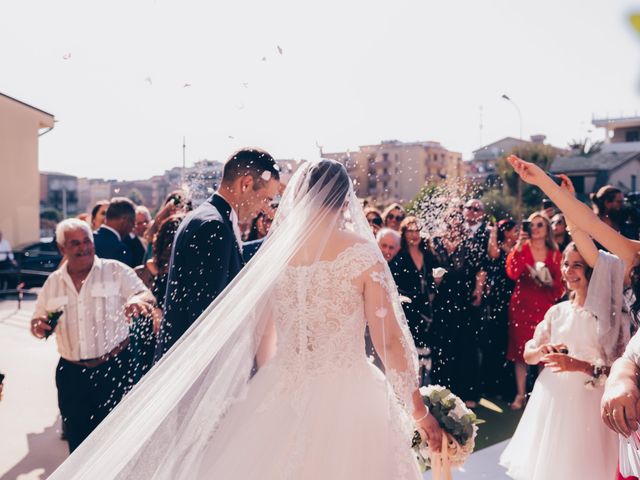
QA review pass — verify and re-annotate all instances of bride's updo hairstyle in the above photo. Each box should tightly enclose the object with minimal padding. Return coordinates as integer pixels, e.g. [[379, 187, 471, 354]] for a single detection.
[[307, 159, 351, 210]]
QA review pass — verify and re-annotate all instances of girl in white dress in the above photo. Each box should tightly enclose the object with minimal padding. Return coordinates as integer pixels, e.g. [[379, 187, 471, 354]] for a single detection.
[[500, 241, 620, 480]]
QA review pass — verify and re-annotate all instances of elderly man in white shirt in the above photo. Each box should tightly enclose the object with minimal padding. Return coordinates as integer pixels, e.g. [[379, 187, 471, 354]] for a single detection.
[[30, 218, 155, 452]]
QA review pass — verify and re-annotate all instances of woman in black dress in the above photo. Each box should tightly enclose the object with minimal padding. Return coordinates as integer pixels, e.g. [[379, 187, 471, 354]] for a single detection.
[[389, 216, 434, 384], [429, 210, 485, 406]]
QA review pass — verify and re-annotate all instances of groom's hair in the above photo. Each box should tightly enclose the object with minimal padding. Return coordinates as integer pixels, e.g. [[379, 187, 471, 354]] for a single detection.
[[221, 148, 280, 191]]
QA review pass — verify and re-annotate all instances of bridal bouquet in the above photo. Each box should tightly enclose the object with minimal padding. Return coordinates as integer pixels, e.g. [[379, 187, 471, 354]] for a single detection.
[[412, 385, 481, 473]]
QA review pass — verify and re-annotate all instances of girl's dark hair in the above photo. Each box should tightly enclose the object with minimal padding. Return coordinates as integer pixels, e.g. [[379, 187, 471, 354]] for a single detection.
[[562, 242, 593, 281], [308, 160, 350, 209], [561, 242, 593, 302]]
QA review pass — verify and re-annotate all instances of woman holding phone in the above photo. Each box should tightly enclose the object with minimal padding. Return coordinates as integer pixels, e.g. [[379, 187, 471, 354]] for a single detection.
[[505, 211, 564, 409]]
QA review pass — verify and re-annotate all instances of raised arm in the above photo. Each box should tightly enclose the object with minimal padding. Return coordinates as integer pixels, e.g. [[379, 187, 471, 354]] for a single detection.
[[508, 155, 639, 267], [362, 261, 443, 451]]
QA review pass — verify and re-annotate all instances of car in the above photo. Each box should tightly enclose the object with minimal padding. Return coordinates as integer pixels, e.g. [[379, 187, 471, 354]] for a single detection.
[[1, 238, 63, 289]]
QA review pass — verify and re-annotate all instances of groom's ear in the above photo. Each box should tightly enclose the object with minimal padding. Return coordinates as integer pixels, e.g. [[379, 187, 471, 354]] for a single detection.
[[239, 175, 254, 194]]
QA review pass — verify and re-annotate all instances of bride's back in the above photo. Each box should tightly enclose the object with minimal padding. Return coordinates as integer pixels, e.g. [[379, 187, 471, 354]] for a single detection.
[[271, 233, 379, 373]]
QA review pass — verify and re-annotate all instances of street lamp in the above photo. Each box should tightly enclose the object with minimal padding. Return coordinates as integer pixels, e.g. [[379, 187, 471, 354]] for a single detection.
[[501, 94, 523, 140], [501, 94, 524, 217]]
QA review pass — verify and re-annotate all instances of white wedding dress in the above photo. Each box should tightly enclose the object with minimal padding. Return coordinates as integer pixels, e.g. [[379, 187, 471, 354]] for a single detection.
[[194, 242, 422, 479]]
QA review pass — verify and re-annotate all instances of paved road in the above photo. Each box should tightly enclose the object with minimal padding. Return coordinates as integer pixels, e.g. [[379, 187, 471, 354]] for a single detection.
[[0, 299, 68, 480]]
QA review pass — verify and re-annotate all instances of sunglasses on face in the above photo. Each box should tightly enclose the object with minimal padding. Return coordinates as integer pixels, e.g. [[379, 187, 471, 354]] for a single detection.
[[387, 214, 405, 221], [531, 221, 545, 229], [368, 216, 383, 226], [464, 206, 483, 213]]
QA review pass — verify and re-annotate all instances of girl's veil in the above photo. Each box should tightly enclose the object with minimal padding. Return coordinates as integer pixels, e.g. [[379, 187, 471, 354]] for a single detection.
[[48, 159, 419, 479]]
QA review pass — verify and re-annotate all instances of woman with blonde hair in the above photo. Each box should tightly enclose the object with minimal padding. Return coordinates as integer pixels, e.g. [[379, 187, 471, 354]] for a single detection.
[[506, 211, 564, 409]]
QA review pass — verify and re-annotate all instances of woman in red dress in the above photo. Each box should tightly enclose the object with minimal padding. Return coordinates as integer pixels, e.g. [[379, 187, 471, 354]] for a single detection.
[[506, 212, 564, 409]]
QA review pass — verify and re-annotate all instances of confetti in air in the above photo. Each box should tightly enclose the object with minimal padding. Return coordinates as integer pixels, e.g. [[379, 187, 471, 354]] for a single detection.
[[183, 83, 191, 88], [62, 53, 71, 60], [277, 45, 283, 55]]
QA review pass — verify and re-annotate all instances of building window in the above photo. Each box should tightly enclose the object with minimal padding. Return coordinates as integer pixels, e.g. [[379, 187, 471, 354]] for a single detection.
[[626, 130, 640, 142]]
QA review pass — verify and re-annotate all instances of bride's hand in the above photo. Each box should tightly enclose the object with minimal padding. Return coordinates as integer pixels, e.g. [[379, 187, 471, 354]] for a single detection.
[[418, 413, 443, 453], [507, 155, 546, 186]]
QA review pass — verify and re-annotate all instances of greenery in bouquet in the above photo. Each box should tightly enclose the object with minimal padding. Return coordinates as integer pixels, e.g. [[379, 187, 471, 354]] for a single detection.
[[411, 385, 483, 470]]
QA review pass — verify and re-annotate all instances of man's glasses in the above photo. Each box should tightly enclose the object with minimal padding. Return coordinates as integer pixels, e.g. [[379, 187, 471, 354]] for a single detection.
[[387, 214, 405, 221]]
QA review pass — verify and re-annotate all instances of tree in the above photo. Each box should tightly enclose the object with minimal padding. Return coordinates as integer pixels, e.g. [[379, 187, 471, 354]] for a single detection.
[[567, 138, 603, 156], [40, 208, 62, 223], [480, 188, 517, 221], [496, 143, 558, 217]]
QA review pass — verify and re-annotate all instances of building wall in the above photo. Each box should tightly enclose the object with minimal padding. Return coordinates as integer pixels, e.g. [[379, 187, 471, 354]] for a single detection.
[[610, 160, 640, 192], [0, 95, 54, 247], [326, 141, 462, 204]]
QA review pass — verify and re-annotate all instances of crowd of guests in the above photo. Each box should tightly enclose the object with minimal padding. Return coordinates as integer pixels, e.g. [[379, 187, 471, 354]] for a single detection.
[[370, 184, 640, 420], [12, 147, 640, 480], [365, 162, 640, 480]]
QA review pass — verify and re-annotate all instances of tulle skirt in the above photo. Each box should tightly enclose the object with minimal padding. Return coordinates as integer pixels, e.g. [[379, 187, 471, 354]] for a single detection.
[[194, 359, 421, 479], [500, 367, 617, 480]]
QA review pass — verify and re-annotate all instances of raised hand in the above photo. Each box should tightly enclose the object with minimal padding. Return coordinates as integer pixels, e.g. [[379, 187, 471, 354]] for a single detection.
[[556, 174, 576, 196], [507, 155, 546, 186]]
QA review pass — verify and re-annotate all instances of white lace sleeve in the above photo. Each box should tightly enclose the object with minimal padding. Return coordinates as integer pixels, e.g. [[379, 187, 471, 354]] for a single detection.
[[356, 243, 420, 412]]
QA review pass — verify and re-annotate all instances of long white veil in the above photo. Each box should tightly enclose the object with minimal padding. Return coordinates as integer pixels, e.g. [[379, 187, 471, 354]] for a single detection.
[[49, 159, 419, 479]]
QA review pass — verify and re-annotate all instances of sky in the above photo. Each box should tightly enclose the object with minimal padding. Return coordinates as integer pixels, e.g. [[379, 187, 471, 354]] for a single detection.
[[2, 0, 640, 180]]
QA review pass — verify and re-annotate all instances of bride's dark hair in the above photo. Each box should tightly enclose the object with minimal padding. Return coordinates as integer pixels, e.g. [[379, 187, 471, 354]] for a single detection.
[[307, 159, 351, 209]]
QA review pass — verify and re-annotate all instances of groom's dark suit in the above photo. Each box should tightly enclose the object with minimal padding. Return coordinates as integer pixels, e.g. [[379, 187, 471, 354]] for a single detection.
[[155, 194, 245, 360]]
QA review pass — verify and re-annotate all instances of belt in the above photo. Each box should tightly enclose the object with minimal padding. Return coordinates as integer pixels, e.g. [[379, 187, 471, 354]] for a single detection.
[[64, 338, 130, 369]]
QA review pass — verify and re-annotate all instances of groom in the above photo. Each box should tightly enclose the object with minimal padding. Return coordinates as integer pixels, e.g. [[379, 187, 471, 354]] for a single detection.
[[155, 148, 280, 360]]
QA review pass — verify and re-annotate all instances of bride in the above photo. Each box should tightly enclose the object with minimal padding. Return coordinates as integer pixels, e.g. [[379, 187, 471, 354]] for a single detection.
[[49, 159, 442, 479]]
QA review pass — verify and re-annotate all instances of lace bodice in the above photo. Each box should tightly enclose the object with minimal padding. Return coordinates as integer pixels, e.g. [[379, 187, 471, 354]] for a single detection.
[[271, 242, 379, 375], [264, 241, 419, 411]]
